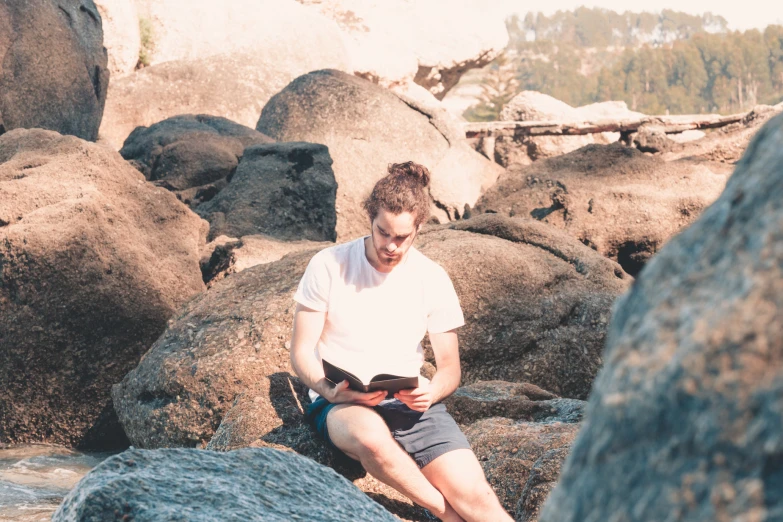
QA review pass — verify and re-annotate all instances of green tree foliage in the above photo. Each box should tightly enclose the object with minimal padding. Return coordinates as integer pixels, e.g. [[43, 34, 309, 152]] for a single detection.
[[463, 53, 520, 121], [465, 9, 783, 119]]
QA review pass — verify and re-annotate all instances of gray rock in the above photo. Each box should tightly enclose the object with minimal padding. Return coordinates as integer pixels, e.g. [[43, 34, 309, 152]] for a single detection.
[[515, 447, 570, 522], [257, 69, 502, 239], [119, 115, 273, 199], [0, 129, 206, 448], [197, 142, 338, 242], [53, 447, 397, 521], [539, 113, 783, 521], [0, 0, 109, 141]]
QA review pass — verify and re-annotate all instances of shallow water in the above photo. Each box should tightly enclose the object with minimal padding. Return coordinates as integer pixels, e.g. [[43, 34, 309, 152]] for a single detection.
[[0, 445, 114, 521]]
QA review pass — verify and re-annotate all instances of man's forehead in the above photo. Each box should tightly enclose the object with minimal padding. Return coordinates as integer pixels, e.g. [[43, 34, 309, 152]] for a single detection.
[[375, 210, 416, 235]]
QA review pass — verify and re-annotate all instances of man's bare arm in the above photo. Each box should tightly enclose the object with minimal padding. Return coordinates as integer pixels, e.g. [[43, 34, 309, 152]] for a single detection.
[[395, 329, 461, 411], [290, 303, 387, 406]]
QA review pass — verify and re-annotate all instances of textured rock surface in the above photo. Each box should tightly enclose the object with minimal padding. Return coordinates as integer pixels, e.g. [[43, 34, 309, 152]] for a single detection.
[[466, 418, 578, 518], [112, 213, 625, 454], [257, 69, 503, 239], [516, 447, 570, 522], [0, 0, 109, 141], [540, 113, 783, 521], [111, 249, 318, 449], [298, 0, 508, 98], [197, 142, 338, 242], [420, 215, 630, 398], [475, 142, 732, 276], [444, 381, 585, 426], [0, 129, 206, 448], [119, 114, 273, 204], [94, 0, 140, 77], [200, 234, 330, 286], [53, 447, 397, 521], [99, 35, 349, 148]]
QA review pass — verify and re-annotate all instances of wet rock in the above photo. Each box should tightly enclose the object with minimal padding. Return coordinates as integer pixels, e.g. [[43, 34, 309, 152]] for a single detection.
[[0, 0, 109, 141], [0, 129, 206, 448], [540, 113, 783, 521], [53, 447, 397, 521], [443, 381, 585, 425], [196, 142, 338, 242], [119, 115, 273, 199], [475, 142, 732, 276], [466, 418, 578, 518], [257, 69, 502, 239]]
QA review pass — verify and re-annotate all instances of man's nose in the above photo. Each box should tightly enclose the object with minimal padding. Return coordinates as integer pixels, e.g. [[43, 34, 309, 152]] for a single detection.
[[387, 241, 398, 252]]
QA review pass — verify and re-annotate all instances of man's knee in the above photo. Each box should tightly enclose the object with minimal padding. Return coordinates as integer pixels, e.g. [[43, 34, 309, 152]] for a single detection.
[[327, 404, 396, 459]]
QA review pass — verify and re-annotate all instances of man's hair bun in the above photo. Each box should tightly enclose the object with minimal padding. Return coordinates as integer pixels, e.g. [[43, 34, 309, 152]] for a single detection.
[[387, 161, 431, 187]]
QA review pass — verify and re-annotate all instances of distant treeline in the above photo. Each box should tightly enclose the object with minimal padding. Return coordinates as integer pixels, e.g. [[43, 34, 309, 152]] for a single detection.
[[465, 8, 783, 120]]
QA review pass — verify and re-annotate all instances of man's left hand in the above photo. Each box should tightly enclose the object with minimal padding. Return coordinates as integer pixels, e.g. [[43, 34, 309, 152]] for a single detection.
[[394, 382, 435, 412]]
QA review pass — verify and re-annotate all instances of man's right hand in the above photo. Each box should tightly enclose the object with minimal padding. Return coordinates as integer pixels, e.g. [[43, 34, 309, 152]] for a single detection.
[[325, 380, 387, 407]]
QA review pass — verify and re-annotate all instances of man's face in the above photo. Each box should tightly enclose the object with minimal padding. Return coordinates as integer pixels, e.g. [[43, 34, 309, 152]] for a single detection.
[[370, 209, 419, 271]]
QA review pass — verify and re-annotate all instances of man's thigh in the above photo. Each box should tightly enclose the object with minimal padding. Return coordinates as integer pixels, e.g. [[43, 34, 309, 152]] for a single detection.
[[326, 403, 394, 460]]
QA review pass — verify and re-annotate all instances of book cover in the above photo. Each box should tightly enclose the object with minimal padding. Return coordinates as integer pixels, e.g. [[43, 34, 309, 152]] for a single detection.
[[322, 359, 419, 394]]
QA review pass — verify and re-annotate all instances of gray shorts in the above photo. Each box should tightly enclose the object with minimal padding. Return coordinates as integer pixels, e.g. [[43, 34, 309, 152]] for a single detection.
[[305, 397, 472, 468]]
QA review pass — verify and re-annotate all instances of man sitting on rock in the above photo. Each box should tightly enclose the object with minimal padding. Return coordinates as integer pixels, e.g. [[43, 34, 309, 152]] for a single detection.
[[290, 162, 512, 522]]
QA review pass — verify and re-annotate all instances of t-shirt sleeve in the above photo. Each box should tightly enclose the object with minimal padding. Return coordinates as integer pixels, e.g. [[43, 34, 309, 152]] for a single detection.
[[427, 266, 465, 334], [293, 251, 331, 312]]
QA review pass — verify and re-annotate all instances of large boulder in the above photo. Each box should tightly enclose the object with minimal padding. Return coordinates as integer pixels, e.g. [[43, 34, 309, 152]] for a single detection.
[[0, 0, 109, 141], [475, 142, 733, 276], [112, 213, 625, 453], [465, 418, 579, 520], [119, 114, 273, 206], [257, 69, 503, 239], [196, 142, 338, 242], [94, 0, 140, 77], [298, 0, 509, 98], [53, 447, 397, 521], [0, 129, 206, 448], [539, 114, 783, 520], [493, 92, 643, 167]]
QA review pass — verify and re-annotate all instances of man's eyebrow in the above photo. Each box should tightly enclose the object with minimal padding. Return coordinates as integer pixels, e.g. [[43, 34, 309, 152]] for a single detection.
[[377, 225, 388, 234]]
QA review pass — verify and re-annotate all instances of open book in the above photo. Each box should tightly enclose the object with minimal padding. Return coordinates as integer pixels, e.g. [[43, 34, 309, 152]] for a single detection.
[[323, 359, 419, 394]]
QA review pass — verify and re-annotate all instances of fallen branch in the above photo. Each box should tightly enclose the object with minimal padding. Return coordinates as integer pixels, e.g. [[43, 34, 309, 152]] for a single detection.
[[465, 103, 783, 139]]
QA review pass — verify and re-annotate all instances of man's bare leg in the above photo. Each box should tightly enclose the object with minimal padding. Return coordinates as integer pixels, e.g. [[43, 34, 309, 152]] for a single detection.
[[421, 449, 513, 522], [327, 404, 463, 522]]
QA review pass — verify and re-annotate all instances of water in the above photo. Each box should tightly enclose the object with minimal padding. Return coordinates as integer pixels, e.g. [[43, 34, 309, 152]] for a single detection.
[[0, 445, 114, 522]]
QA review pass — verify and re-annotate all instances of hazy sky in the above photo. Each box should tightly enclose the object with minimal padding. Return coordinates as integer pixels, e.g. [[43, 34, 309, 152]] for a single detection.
[[495, 0, 783, 31]]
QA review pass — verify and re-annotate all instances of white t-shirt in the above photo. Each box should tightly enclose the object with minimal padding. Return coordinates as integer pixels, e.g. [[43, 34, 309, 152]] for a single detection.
[[294, 237, 465, 401]]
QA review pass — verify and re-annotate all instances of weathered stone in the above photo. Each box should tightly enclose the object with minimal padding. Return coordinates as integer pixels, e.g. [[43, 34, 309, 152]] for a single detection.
[[0, 129, 206, 448], [540, 113, 783, 521], [197, 142, 338, 242], [53, 447, 397, 521], [466, 418, 578, 519], [257, 69, 502, 239], [119, 114, 273, 197], [475, 142, 732, 276], [443, 381, 586, 425], [94, 0, 140, 77], [516, 447, 570, 522], [0, 0, 109, 141]]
